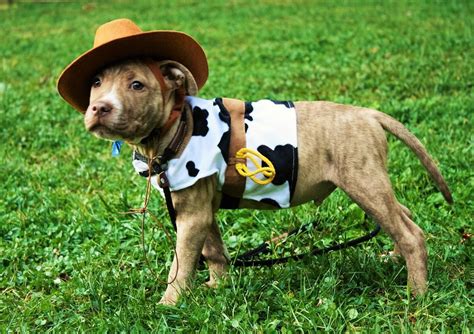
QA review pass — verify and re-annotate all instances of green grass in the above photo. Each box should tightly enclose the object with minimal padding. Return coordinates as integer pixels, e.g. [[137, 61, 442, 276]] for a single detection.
[[0, 0, 472, 332]]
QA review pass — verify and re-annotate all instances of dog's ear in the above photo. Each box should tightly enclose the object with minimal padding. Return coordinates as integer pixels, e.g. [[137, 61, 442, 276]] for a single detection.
[[159, 60, 198, 96]]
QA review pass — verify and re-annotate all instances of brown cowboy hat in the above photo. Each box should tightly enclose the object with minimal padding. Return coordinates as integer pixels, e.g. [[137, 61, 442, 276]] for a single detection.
[[57, 18, 208, 113]]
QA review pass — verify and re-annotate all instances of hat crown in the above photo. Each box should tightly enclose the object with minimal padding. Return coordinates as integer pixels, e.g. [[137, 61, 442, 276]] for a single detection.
[[93, 18, 143, 47]]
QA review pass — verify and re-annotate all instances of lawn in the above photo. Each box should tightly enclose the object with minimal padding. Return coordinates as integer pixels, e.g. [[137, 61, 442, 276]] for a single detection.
[[0, 0, 472, 332]]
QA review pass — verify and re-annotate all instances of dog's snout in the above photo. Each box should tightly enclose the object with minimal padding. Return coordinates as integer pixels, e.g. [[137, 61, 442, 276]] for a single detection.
[[90, 101, 113, 117]]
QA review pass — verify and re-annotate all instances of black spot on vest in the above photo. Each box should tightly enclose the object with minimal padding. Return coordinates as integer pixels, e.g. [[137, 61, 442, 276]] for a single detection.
[[192, 106, 209, 136], [244, 102, 254, 122], [257, 144, 298, 200], [186, 161, 200, 177], [214, 98, 231, 164]]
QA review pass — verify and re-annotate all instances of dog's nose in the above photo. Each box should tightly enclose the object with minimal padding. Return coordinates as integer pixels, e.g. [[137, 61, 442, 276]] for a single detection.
[[90, 101, 113, 117]]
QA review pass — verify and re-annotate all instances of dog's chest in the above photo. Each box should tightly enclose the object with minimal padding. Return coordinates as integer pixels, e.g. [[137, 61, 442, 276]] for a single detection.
[[132, 96, 298, 208]]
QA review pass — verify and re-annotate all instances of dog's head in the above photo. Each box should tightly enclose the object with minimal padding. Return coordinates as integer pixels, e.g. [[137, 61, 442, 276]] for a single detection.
[[84, 59, 198, 144]]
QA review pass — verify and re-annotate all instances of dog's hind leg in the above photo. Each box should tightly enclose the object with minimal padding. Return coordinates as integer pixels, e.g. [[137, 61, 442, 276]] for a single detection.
[[202, 218, 230, 288], [399, 203, 413, 219], [390, 203, 413, 257], [336, 171, 427, 295]]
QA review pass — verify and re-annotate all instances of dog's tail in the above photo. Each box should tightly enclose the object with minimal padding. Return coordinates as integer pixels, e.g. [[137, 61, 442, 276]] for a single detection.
[[375, 112, 453, 204]]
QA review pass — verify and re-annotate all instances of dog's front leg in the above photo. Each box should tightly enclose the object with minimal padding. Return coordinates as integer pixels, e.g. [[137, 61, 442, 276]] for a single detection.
[[160, 176, 216, 305], [202, 217, 230, 288]]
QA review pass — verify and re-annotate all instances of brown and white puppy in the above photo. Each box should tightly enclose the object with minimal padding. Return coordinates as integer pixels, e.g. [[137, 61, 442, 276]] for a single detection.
[[85, 59, 452, 305]]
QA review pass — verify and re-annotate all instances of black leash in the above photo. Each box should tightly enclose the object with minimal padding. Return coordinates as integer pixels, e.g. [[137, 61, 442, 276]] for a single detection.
[[233, 219, 381, 267]]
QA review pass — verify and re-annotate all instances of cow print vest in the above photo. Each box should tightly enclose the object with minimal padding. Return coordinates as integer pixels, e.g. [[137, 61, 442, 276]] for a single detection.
[[132, 96, 298, 209]]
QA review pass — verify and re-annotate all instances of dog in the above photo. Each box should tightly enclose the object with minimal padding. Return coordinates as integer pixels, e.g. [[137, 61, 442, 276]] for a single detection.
[[82, 58, 452, 305]]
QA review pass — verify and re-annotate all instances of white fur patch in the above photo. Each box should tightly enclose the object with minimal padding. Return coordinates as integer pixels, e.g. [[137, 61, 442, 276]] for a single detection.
[[101, 86, 123, 111]]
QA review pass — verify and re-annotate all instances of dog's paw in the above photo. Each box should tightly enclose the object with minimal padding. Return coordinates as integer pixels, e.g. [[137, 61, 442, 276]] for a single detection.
[[159, 289, 180, 306], [159, 296, 178, 306], [204, 280, 218, 289]]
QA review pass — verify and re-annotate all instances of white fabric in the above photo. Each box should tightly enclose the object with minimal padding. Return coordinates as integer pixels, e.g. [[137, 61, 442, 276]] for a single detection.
[[132, 96, 298, 208]]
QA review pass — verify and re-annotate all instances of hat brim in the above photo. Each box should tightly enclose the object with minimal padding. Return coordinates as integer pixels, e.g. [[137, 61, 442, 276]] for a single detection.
[[57, 30, 208, 113]]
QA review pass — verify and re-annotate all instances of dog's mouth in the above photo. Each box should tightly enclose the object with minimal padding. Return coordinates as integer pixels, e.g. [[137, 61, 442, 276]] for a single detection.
[[85, 116, 121, 140], [88, 123, 117, 140], [85, 115, 152, 143]]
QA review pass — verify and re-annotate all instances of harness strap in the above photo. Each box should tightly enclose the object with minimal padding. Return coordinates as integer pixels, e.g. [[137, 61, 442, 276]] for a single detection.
[[143, 58, 168, 96], [157, 172, 177, 230], [221, 98, 247, 198], [160, 86, 186, 137], [143, 58, 186, 140], [159, 107, 188, 163]]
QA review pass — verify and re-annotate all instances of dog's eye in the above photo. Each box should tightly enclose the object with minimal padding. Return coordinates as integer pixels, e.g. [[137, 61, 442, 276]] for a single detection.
[[92, 77, 101, 88], [130, 81, 144, 91]]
